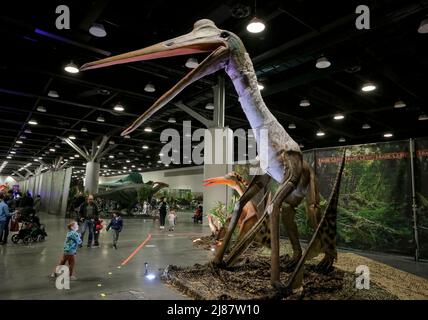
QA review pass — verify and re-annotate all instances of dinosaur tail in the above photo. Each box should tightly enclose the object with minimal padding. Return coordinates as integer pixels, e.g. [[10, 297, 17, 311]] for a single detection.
[[287, 150, 346, 290]]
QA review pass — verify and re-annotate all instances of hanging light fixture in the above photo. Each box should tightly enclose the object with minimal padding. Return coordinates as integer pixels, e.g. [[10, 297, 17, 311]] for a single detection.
[[288, 123, 296, 129], [394, 100, 406, 108], [418, 17, 428, 33], [168, 117, 176, 123], [81, 127, 88, 132], [185, 58, 199, 68], [300, 99, 310, 107], [246, 0, 265, 33], [339, 137, 346, 143], [64, 62, 79, 74], [383, 133, 393, 138], [362, 123, 371, 129], [144, 127, 153, 132], [315, 56, 331, 69], [48, 90, 59, 98], [334, 113, 345, 120], [69, 135, 76, 140], [28, 119, 38, 125], [205, 102, 215, 110], [89, 23, 107, 37], [144, 83, 156, 92], [361, 81, 376, 92], [97, 115, 105, 122], [418, 114, 428, 121], [316, 130, 325, 137], [37, 106, 47, 112], [142, 145, 149, 149], [113, 103, 125, 112]]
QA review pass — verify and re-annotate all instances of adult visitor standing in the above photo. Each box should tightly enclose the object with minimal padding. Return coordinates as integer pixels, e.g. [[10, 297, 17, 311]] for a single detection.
[[79, 195, 99, 248], [0, 194, 11, 245], [158, 198, 169, 230]]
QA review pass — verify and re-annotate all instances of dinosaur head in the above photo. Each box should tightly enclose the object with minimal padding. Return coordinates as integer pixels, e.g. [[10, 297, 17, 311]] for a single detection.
[[203, 172, 245, 191], [80, 19, 243, 136]]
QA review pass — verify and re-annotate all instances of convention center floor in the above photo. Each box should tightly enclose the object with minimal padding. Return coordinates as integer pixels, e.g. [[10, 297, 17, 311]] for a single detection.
[[0, 211, 211, 300], [1, 212, 427, 300]]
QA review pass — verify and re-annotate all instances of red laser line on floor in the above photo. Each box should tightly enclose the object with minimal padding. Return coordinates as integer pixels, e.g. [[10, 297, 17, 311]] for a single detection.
[[121, 234, 152, 266]]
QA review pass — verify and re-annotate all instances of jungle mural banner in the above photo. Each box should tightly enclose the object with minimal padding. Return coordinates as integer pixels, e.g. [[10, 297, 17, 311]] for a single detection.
[[234, 139, 425, 258], [415, 138, 428, 259]]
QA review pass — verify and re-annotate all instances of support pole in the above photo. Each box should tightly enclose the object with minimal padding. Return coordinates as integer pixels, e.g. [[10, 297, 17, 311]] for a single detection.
[[409, 138, 420, 261], [85, 161, 100, 194]]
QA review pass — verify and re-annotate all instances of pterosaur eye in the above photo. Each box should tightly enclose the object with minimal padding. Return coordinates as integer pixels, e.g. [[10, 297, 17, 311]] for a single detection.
[[220, 31, 230, 38]]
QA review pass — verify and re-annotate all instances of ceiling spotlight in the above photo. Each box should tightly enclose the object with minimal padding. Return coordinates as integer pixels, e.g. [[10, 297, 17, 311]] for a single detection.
[[205, 103, 214, 110], [418, 114, 428, 121], [339, 137, 346, 143], [362, 123, 371, 129], [81, 127, 88, 132], [144, 127, 153, 132], [300, 99, 310, 107], [48, 90, 59, 98], [168, 117, 176, 123], [315, 56, 331, 69], [37, 106, 47, 112], [316, 130, 325, 137], [246, 17, 266, 33], [383, 133, 393, 138], [142, 145, 149, 150], [69, 135, 76, 140], [257, 83, 264, 90], [89, 23, 107, 37], [28, 119, 38, 125], [288, 123, 296, 129], [185, 57, 199, 69], [97, 115, 105, 122], [64, 62, 79, 74], [144, 83, 156, 93], [113, 104, 125, 112], [394, 100, 406, 109], [418, 17, 428, 33], [334, 114, 345, 120], [361, 82, 376, 92]]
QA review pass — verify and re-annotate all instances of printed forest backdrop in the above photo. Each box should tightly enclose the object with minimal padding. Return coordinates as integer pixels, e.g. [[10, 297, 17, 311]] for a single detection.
[[234, 138, 428, 260]]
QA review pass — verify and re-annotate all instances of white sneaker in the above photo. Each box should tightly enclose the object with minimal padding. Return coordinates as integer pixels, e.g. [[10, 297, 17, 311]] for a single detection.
[[70, 275, 78, 281]]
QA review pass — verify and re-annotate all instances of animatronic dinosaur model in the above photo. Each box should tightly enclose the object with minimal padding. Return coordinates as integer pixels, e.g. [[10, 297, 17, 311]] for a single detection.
[[95, 181, 168, 213], [80, 19, 338, 289], [203, 161, 325, 270]]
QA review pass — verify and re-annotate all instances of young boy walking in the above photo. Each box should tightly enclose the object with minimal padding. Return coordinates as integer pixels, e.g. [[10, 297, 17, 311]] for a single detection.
[[51, 221, 82, 280], [106, 211, 123, 249]]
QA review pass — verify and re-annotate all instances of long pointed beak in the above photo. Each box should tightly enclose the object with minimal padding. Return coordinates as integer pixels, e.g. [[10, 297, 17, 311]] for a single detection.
[[203, 177, 236, 188]]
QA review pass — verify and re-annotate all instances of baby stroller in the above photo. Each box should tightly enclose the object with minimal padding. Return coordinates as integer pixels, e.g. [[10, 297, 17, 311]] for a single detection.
[[11, 212, 47, 244]]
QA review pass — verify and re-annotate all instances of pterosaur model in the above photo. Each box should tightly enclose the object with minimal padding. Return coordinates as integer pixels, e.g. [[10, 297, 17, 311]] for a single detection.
[[81, 19, 340, 290]]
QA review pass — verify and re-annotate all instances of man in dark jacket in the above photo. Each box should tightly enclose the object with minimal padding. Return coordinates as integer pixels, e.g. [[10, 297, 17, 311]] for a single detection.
[[158, 198, 168, 230], [79, 194, 99, 248]]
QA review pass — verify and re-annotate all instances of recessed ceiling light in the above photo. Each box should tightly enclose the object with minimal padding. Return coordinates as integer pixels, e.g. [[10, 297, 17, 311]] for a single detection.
[[37, 106, 47, 112], [69, 135, 76, 140], [64, 62, 79, 74], [288, 123, 296, 129], [418, 114, 428, 121], [142, 145, 149, 149], [185, 57, 198, 68], [315, 56, 331, 69], [362, 123, 371, 129], [144, 127, 153, 132], [246, 17, 266, 33], [257, 83, 264, 90], [339, 137, 346, 143], [144, 83, 156, 93], [113, 104, 125, 112], [168, 117, 176, 123], [334, 114, 345, 120], [97, 115, 105, 122], [89, 23, 107, 37], [361, 82, 376, 92], [383, 133, 393, 138], [48, 90, 59, 98], [205, 103, 214, 110], [418, 17, 428, 33], [316, 130, 325, 137], [300, 99, 310, 107], [394, 100, 406, 108], [81, 127, 88, 132], [28, 119, 38, 125]]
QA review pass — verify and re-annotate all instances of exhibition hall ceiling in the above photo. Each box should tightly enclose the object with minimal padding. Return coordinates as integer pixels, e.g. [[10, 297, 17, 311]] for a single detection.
[[0, 0, 427, 176]]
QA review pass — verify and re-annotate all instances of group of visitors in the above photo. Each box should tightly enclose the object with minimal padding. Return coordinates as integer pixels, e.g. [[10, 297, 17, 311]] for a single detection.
[[0, 191, 42, 245], [157, 197, 177, 231]]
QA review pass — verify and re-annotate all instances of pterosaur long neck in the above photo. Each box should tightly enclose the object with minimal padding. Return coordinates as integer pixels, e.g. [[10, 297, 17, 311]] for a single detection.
[[225, 52, 276, 130]]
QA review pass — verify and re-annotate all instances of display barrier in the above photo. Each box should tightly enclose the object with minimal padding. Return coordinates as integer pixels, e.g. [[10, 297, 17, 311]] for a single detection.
[[234, 138, 428, 260], [18, 167, 72, 216]]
